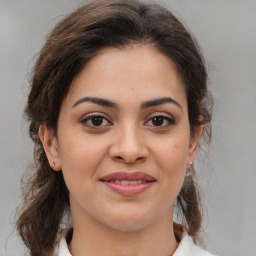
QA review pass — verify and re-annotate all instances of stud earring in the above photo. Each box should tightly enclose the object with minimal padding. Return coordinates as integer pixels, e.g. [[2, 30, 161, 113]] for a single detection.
[[52, 162, 56, 167], [185, 161, 194, 178]]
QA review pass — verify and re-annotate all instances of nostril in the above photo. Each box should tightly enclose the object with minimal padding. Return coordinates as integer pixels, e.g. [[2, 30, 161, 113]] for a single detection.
[[113, 155, 145, 164]]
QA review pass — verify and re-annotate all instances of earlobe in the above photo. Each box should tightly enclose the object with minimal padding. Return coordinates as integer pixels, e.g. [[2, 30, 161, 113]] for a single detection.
[[189, 125, 203, 160], [38, 123, 62, 171]]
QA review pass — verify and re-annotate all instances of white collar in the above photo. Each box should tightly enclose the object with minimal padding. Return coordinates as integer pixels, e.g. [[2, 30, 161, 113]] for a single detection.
[[172, 234, 215, 256], [54, 231, 215, 256]]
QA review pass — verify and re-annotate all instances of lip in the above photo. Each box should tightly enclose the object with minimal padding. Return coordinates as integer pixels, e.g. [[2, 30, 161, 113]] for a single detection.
[[100, 172, 156, 196]]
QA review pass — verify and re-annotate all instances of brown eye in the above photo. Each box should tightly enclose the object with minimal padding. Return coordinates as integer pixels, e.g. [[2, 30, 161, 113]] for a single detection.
[[91, 116, 104, 126], [145, 115, 175, 128], [152, 116, 164, 126], [81, 114, 111, 128]]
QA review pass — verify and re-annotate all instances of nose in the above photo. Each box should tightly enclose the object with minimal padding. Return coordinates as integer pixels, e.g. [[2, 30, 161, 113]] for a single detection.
[[109, 124, 149, 164]]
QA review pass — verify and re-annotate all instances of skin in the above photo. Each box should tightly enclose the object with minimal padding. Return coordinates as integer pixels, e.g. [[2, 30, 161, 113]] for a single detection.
[[39, 45, 202, 256]]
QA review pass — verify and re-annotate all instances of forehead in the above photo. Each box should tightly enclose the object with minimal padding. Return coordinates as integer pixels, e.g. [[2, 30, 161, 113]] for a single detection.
[[66, 45, 187, 108]]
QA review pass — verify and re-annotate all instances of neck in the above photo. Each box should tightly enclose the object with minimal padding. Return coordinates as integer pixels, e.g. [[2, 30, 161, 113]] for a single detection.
[[68, 210, 178, 256]]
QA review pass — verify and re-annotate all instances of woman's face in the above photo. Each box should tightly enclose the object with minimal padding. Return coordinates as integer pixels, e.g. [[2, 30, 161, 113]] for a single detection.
[[41, 45, 201, 231]]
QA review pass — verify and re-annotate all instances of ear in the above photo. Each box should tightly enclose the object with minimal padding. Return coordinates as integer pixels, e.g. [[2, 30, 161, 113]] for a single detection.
[[38, 123, 62, 171], [188, 125, 203, 162]]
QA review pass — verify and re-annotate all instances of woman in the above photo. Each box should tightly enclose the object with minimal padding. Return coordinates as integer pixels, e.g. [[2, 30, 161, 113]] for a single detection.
[[16, 0, 214, 255]]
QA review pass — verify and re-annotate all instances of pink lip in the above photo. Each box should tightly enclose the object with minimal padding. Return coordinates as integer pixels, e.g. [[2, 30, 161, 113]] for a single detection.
[[100, 172, 156, 196]]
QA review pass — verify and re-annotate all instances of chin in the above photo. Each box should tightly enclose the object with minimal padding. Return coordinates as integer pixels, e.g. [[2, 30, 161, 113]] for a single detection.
[[105, 218, 152, 232], [100, 208, 165, 232]]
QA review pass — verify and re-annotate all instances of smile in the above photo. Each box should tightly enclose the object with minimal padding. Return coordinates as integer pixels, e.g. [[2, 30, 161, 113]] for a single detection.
[[108, 180, 148, 185], [100, 172, 156, 196]]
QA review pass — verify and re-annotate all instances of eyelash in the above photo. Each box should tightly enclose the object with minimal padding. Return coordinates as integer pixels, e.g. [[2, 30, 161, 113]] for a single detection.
[[80, 113, 112, 129], [144, 114, 175, 128], [80, 113, 175, 129]]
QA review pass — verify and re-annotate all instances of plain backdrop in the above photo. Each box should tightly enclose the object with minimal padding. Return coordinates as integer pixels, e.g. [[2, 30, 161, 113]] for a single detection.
[[1, 1, 256, 255]]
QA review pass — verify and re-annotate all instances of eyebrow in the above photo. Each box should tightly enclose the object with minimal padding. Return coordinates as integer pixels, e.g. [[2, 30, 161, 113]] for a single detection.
[[73, 97, 118, 108], [72, 96, 182, 112], [141, 97, 183, 112]]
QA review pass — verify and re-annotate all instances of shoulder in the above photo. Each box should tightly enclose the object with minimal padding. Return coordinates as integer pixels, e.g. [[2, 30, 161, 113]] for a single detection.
[[173, 234, 216, 256]]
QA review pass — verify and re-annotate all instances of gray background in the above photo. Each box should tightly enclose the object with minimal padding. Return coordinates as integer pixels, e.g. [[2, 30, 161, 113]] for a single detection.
[[1, 0, 256, 255]]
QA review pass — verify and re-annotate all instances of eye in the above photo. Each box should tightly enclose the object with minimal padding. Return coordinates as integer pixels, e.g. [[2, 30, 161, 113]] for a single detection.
[[145, 115, 175, 127], [81, 114, 112, 128]]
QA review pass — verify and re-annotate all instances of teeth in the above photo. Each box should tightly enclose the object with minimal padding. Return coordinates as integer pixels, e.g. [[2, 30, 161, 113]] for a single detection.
[[121, 180, 130, 185], [111, 180, 146, 185], [108, 180, 150, 185]]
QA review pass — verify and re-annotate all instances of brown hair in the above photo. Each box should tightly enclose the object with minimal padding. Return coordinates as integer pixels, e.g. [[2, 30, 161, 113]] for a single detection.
[[16, 0, 212, 255]]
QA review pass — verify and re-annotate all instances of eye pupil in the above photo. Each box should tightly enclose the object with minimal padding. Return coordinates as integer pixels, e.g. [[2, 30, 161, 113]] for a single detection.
[[152, 116, 164, 126], [91, 116, 103, 126]]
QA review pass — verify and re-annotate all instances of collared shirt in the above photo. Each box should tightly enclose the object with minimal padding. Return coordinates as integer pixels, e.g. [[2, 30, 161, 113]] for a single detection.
[[53, 232, 216, 256]]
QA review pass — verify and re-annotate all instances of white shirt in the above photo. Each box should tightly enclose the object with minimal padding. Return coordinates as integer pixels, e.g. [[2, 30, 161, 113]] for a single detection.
[[53, 232, 216, 256]]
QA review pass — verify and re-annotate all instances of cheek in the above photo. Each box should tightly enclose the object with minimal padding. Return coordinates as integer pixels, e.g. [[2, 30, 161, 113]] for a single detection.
[[57, 135, 107, 190], [154, 135, 189, 168], [153, 136, 189, 194]]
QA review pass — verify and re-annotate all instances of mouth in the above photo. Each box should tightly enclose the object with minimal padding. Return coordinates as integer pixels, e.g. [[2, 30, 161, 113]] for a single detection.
[[99, 172, 156, 196]]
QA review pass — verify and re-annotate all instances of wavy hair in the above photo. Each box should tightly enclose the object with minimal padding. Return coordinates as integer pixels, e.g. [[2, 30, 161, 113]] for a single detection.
[[16, 0, 212, 255]]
